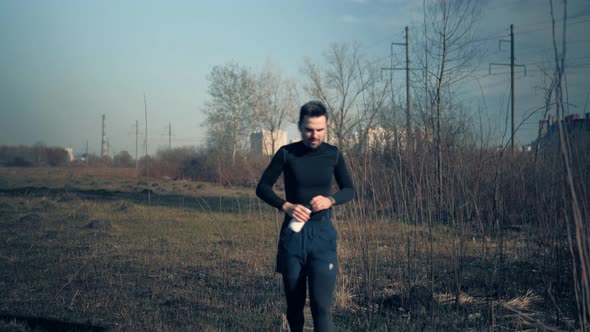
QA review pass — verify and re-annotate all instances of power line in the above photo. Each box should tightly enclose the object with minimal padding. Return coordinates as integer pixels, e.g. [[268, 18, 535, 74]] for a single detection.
[[361, 13, 590, 110], [365, 30, 405, 50], [470, 16, 590, 45], [528, 55, 590, 66], [511, 17, 590, 37]]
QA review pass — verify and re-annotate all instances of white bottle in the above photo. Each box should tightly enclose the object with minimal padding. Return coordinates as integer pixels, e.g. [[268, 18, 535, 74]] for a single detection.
[[288, 206, 311, 232]]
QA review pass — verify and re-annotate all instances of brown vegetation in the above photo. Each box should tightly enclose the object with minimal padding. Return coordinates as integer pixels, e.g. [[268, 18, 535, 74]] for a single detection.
[[0, 145, 69, 167], [0, 134, 588, 330]]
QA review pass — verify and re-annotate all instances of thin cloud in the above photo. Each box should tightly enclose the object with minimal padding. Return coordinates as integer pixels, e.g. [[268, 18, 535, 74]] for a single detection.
[[340, 14, 362, 24]]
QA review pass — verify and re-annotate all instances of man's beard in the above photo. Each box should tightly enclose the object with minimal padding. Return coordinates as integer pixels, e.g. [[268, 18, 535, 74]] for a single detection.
[[305, 138, 321, 148]]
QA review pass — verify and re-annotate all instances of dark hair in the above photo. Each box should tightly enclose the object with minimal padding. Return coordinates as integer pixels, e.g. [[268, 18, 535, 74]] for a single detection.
[[298, 100, 328, 125]]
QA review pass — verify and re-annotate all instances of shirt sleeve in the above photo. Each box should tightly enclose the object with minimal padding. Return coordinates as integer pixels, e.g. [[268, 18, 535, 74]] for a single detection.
[[331, 149, 355, 205], [255, 147, 287, 210]]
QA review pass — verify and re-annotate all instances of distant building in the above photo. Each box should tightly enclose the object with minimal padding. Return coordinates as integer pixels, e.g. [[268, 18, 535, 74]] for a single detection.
[[352, 126, 393, 149], [536, 113, 590, 148], [250, 129, 288, 156], [351, 125, 433, 150]]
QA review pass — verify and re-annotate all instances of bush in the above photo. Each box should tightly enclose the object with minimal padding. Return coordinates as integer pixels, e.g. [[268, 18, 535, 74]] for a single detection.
[[113, 150, 134, 167], [86, 154, 112, 167], [0, 144, 69, 167]]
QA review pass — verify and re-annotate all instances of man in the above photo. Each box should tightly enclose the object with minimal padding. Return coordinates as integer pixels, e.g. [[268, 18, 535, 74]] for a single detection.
[[256, 100, 354, 331]]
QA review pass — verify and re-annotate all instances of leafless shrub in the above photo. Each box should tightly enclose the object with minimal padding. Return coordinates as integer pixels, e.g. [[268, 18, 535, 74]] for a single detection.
[[0, 144, 69, 167]]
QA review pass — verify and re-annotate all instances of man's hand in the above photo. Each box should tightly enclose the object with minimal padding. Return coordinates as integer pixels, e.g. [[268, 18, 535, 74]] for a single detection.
[[282, 202, 311, 222], [309, 195, 335, 212]]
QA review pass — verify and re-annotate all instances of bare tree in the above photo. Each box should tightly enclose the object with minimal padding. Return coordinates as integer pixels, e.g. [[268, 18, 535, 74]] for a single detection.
[[302, 42, 378, 149], [252, 62, 298, 155], [421, 0, 482, 207], [549, 0, 590, 328], [202, 62, 256, 164]]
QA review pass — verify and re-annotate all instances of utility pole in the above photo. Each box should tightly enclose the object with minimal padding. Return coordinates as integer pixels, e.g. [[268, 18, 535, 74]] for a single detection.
[[510, 24, 515, 153], [381, 26, 414, 150], [101, 114, 107, 158], [405, 26, 411, 150], [169, 122, 171, 150], [144, 93, 148, 160], [85, 140, 89, 167], [490, 24, 526, 153], [135, 120, 139, 170]]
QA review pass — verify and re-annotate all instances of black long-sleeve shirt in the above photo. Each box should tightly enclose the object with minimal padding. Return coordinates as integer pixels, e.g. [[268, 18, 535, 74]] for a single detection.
[[256, 141, 354, 220]]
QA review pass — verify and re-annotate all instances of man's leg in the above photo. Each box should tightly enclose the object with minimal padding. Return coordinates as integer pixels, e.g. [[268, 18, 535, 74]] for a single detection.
[[308, 245, 338, 331], [282, 272, 306, 332], [281, 255, 307, 332]]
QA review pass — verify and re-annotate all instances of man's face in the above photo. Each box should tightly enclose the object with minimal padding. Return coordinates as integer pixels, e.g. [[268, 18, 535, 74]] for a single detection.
[[299, 115, 327, 149]]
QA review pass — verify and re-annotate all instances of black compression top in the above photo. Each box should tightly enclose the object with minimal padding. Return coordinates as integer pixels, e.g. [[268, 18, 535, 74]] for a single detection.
[[256, 141, 354, 220]]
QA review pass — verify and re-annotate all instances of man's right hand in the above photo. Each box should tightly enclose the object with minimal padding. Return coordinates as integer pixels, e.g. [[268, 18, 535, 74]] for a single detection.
[[282, 202, 311, 222]]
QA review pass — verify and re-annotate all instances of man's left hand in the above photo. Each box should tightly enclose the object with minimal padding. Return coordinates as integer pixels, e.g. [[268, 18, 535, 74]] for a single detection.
[[310, 195, 333, 212]]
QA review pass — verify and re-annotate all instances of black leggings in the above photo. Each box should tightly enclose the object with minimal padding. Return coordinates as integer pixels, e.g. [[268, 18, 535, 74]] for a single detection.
[[282, 264, 337, 331], [278, 219, 338, 332]]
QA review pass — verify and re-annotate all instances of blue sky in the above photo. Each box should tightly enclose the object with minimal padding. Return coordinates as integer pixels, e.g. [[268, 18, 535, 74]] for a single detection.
[[1, 0, 589, 155]]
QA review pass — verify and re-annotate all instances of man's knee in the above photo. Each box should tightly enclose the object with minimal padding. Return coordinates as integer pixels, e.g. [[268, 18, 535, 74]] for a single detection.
[[308, 269, 336, 313], [283, 271, 304, 289], [310, 297, 331, 314]]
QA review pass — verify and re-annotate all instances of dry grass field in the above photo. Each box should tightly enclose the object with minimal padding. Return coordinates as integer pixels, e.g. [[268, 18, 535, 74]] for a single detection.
[[0, 167, 578, 331]]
